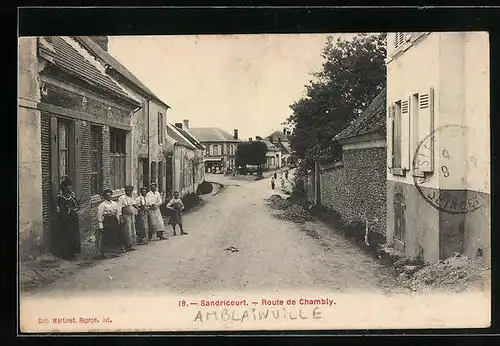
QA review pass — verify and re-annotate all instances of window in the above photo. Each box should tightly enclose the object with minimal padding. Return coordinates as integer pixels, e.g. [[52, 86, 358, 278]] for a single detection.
[[58, 120, 71, 181], [151, 161, 157, 184], [393, 101, 402, 168], [205, 145, 210, 156], [213, 145, 220, 156], [91, 126, 102, 195], [110, 127, 127, 190], [230, 144, 234, 155], [411, 93, 420, 169], [388, 88, 434, 175], [158, 112, 164, 144], [394, 32, 405, 48], [158, 161, 164, 192]]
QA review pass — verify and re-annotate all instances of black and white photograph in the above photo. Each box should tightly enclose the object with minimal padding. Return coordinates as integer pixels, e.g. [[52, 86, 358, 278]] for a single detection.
[[18, 29, 491, 332]]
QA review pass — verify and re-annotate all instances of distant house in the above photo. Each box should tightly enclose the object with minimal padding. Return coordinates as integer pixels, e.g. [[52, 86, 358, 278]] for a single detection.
[[311, 88, 387, 236], [386, 32, 490, 264], [76, 36, 170, 196], [252, 136, 281, 171], [265, 130, 292, 167], [189, 126, 241, 173], [18, 36, 142, 259], [165, 122, 204, 198]]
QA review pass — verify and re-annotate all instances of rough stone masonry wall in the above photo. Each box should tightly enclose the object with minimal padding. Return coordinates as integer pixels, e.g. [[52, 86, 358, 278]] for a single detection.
[[320, 146, 387, 235]]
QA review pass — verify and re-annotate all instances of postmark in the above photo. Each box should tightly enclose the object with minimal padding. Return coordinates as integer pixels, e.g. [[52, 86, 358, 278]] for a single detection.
[[412, 124, 488, 214]]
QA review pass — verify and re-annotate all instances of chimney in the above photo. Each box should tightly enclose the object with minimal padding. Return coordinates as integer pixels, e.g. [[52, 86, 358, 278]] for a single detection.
[[174, 122, 183, 129], [183, 119, 189, 129], [255, 136, 262, 141], [249, 138, 253, 141], [269, 136, 274, 143], [233, 129, 238, 140], [89, 36, 109, 51]]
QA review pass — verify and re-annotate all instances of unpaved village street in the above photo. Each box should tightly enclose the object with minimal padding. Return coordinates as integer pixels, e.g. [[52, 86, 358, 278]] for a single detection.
[[22, 174, 403, 298]]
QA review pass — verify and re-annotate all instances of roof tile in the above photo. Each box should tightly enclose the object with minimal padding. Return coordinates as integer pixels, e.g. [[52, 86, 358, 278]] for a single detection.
[[39, 36, 134, 101], [334, 88, 387, 141]]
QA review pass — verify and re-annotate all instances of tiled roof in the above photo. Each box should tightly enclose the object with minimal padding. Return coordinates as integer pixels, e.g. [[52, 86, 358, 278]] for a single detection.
[[265, 130, 290, 142], [175, 127, 205, 150], [261, 140, 279, 151], [334, 88, 387, 141], [74, 36, 170, 109], [189, 127, 241, 143], [38, 36, 137, 103], [166, 123, 195, 149], [274, 141, 291, 154]]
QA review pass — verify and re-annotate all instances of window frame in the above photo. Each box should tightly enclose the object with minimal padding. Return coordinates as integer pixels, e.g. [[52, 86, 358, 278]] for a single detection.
[[158, 112, 164, 145], [90, 125, 103, 196], [57, 119, 72, 182], [110, 127, 127, 191]]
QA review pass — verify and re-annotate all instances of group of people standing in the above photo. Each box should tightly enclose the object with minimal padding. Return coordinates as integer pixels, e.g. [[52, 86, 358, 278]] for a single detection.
[[52, 177, 187, 261], [270, 170, 289, 190]]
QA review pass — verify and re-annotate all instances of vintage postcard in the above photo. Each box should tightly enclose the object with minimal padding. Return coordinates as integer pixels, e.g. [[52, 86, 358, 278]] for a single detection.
[[18, 32, 491, 333]]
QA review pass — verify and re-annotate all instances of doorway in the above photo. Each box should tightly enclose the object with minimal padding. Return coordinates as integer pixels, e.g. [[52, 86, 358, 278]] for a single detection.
[[393, 193, 406, 249], [138, 158, 149, 189]]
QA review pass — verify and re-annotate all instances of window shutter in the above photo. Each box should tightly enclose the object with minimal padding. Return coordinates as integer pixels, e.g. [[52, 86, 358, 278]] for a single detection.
[[418, 88, 435, 172], [387, 104, 395, 168], [401, 97, 410, 170], [73, 120, 82, 199], [50, 116, 59, 203]]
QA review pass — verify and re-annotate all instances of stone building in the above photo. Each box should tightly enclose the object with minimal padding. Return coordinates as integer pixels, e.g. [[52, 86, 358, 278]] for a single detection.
[[386, 32, 490, 264], [75, 36, 170, 196], [18, 36, 142, 259], [189, 126, 241, 173], [165, 121, 205, 198], [265, 130, 292, 167], [253, 136, 281, 171], [317, 88, 387, 235]]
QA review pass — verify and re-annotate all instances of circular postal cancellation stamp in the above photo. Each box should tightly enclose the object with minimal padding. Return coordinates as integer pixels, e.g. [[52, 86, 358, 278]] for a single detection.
[[412, 124, 488, 214]]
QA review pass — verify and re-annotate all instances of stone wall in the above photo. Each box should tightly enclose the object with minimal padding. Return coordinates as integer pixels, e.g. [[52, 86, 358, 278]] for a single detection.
[[320, 146, 387, 235]]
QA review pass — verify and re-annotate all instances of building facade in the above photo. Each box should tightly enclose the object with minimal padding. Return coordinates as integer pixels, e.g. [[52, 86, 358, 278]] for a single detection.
[[165, 121, 205, 198], [266, 131, 292, 167], [189, 126, 241, 173], [386, 32, 490, 264], [18, 36, 142, 259], [75, 36, 170, 197]]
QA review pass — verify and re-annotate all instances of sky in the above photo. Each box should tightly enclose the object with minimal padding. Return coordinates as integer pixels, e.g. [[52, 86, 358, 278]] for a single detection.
[[108, 34, 332, 141]]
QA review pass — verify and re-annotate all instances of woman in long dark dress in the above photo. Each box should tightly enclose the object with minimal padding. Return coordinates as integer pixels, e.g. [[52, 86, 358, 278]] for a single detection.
[[54, 177, 81, 260], [96, 189, 120, 259]]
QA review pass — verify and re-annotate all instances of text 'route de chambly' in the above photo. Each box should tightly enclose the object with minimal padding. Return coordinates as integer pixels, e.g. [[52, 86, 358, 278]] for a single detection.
[[198, 298, 336, 307]]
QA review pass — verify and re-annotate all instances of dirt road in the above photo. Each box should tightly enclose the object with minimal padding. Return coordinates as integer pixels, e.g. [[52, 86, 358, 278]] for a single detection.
[[21, 173, 403, 298]]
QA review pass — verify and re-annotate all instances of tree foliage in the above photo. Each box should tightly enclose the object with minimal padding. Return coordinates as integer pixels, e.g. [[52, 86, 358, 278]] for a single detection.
[[285, 33, 387, 168], [235, 141, 267, 168]]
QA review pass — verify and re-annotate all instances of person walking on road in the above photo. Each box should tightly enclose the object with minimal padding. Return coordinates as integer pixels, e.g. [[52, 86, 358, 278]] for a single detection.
[[166, 191, 188, 236], [271, 176, 276, 190], [285, 170, 289, 180], [117, 185, 137, 252], [96, 189, 120, 259], [273, 171, 277, 179], [146, 183, 167, 240], [134, 187, 150, 245]]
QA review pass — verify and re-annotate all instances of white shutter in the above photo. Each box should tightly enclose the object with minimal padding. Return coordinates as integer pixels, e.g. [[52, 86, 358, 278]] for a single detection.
[[387, 104, 395, 168], [401, 97, 410, 170], [418, 88, 435, 172]]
